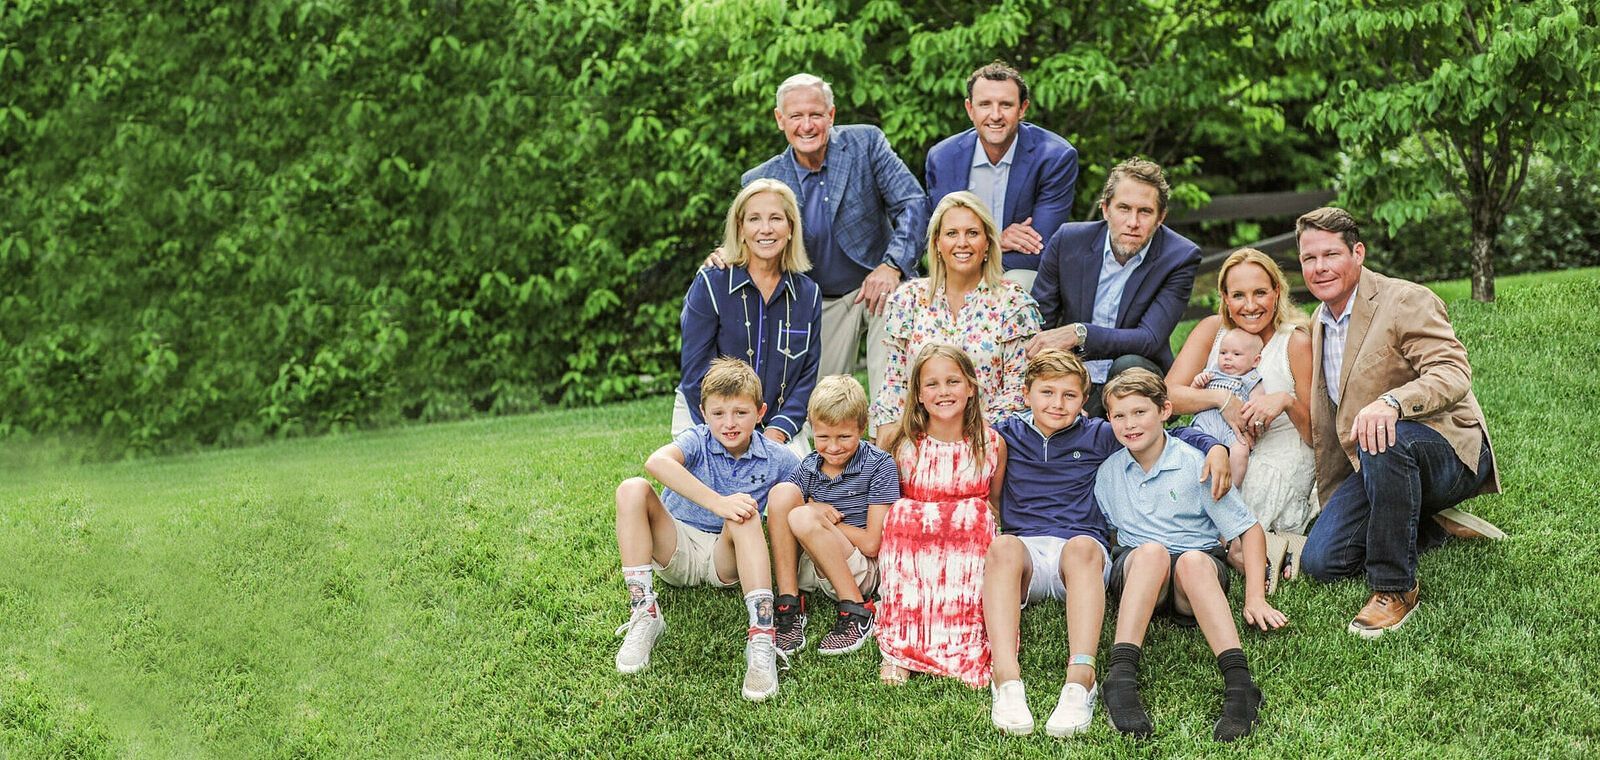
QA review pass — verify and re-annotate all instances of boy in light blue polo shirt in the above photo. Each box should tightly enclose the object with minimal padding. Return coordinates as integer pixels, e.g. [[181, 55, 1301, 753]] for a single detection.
[[612, 358, 800, 702], [1094, 369, 1286, 743]]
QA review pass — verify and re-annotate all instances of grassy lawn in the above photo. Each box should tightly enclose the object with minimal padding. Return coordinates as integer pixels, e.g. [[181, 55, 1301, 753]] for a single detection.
[[3, 268, 1599, 757]]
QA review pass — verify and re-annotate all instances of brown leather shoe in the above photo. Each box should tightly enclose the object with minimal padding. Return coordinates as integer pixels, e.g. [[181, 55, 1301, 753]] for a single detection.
[[1432, 507, 1507, 540], [1347, 584, 1420, 639]]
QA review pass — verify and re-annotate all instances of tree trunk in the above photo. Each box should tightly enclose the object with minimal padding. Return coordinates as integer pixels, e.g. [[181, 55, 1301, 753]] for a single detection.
[[1468, 203, 1499, 302]]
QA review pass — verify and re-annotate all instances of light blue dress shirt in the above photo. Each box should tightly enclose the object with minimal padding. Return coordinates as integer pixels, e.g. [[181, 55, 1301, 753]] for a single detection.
[[1094, 432, 1258, 553], [1317, 286, 1358, 407], [1085, 235, 1151, 383], [967, 137, 1018, 227]]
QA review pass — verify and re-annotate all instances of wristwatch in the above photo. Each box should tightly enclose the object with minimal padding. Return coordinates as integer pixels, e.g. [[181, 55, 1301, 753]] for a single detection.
[[1071, 322, 1088, 352], [1379, 393, 1402, 414]]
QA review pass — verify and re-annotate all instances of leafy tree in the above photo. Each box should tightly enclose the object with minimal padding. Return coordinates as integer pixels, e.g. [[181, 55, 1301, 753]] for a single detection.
[[1269, 0, 1600, 301]]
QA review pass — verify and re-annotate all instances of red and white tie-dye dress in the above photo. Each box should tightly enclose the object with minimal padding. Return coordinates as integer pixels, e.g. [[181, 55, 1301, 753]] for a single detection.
[[876, 429, 999, 688]]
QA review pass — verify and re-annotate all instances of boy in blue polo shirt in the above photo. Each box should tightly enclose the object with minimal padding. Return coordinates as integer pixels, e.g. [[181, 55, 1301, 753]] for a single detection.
[[767, 375, 901, 656], [985, 350, 1230, 737], [613, 358, 801, 702], [1095, 368, 1286, 742]]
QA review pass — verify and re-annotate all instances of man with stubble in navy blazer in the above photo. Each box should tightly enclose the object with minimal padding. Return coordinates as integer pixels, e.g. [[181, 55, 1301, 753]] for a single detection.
[[925, 61, 1079, 294], [1027, 159, 1201, 417]]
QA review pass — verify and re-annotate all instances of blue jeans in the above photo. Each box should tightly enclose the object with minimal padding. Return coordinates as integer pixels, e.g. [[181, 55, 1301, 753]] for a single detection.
[[1302, 421, 1494, 592]]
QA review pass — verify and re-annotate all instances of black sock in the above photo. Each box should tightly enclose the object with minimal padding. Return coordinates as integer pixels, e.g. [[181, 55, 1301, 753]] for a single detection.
[[1217, 648, 1253, 690], [1213, 648, 1264, 742], [775, 593, 802, 614], [1104, 643, 1152, 737]]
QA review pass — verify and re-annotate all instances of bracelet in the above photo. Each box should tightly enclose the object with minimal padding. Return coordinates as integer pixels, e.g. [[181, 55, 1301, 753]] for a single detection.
[[1220, 394, 1233, 413], [1069, 654, 1096, 669]]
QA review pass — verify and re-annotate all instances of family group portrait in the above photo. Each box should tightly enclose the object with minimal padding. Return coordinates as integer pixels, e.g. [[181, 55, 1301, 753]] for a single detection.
[[3, 1, 1599, 757]]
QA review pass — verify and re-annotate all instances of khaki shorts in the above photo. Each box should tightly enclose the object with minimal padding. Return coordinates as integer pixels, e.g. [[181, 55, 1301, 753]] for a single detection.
[[797, 548, 879, 599], [653, 516, 738, 589]]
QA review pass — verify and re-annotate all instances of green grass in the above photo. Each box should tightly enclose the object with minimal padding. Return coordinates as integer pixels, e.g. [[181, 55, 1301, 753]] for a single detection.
[[3, 268, 1599, 757]]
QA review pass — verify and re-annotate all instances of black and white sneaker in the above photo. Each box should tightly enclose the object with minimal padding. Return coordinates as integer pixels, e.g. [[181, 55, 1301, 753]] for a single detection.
[[817, 600, 874, 655], [774, 594, 807, 655]]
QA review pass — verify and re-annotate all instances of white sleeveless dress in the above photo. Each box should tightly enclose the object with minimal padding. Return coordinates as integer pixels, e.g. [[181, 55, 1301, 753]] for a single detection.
[[1209, 325, 1317, 533]]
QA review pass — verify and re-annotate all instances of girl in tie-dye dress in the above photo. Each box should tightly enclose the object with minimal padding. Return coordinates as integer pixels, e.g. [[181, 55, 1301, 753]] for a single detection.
[[876, 344, 1006, 688]]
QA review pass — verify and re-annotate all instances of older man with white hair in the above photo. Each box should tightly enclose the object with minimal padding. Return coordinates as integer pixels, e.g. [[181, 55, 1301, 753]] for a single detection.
[[739, 74, 927, 403]]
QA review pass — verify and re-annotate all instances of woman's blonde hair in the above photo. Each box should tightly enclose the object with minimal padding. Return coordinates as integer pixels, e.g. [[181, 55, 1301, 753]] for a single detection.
[[1216, 247, 1307, 331], [884, 343, 989, 472], [720, 179, 811, 273], [924, 191, 1003, 300]]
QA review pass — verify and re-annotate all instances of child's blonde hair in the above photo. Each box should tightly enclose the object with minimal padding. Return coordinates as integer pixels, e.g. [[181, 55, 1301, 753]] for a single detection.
[[1024, 349, 1088, 391], [885, 344, 989, 470], [1102, 367, 1169, 411], [701, 357, 764, 407], [808, 375, 868, 429]]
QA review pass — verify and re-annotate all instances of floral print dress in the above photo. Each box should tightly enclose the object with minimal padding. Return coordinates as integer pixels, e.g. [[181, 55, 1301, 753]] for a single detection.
[[876, 428, 1000, 688], [870, 278, 1042, 429]]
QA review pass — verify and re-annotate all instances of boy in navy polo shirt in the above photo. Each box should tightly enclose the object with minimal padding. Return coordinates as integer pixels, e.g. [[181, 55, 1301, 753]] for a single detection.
[[767, 375, 901, 656], [985, 350, 1230, 737], [613, 358, 800, 702], [1096, 369, 1286, 741]]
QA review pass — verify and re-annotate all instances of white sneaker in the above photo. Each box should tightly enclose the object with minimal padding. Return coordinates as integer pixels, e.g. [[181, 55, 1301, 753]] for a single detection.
[[1045, 680, 1097, 737], [613, 606, 665, 674], [990, 679, 1034, 735], [742, 633, 787, 701]]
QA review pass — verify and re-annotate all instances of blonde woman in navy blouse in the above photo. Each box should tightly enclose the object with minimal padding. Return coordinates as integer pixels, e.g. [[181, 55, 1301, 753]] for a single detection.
[[675, 179, 824, 456]]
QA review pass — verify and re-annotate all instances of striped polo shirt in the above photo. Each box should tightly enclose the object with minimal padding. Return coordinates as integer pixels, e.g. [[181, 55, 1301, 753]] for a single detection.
[[785, 441, 902, 529]]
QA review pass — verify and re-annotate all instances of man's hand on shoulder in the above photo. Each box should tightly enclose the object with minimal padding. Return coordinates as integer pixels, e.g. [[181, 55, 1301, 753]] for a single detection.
[[855, 263, 902, 316], [1201, 444, 1232, 500], [1000, 217, 1044, 255], [703, 246, 729, 270]]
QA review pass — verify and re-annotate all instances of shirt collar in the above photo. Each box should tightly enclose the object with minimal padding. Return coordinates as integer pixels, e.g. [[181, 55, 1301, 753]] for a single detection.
[[1101, 232, 1152, 269], [1019, 409, 1081, 439], [970, 135, 1019, 169], [715, 429, 772, 461], [727, 267, 798, 300], [791, 151, 825, 178], [1123, 432, 1182, 475], [1319, 285, 1358, 327]]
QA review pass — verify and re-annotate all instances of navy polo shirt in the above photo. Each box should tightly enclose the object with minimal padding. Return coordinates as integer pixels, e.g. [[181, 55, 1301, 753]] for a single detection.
[[678, 266, 823, 439], [796, 157, 873, 297], [995, 411, 1221, 547], [785, 441, 902, 528]]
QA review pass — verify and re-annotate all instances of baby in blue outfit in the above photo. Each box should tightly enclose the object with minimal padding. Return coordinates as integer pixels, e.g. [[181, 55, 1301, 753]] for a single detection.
[[1189, 329, 1265, 486]]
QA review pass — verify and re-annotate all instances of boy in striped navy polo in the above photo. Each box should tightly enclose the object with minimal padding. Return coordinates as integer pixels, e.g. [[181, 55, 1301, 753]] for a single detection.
[[767, 375, 902, 656], [985, 350, 1231, 737]]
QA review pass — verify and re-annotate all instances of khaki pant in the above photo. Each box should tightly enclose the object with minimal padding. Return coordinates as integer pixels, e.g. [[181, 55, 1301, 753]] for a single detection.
[[797, 548, 880, 599], [819, 286, 890, 415]]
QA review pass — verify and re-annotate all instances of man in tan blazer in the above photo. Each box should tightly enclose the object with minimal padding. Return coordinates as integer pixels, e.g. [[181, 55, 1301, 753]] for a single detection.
[[1294, 207, 1502, 638]]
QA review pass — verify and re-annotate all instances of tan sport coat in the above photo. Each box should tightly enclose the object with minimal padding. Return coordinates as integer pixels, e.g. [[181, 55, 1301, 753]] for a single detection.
[[1309, 268, 1501, 506]]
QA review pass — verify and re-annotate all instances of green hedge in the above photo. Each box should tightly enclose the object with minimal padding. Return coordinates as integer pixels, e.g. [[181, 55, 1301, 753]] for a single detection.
[[1, 1, 1336, 455]]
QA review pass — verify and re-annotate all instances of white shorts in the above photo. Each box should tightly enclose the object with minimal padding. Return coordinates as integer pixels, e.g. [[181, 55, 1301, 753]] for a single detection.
[[796, 548, 879, 599], [653, 516, 738, 589], [1022, 535, 1113, 605]]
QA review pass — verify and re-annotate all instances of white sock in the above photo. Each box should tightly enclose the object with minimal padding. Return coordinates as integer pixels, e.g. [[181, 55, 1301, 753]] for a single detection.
[[745, 590, 774, 636], [622, 564, 655, 612]]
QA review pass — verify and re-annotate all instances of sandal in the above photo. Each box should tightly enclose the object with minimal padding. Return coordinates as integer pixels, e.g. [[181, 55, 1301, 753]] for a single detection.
[[1279, 532, 1308, 584], [879, 660, 910, 686], [1264, 531, 1289, 595]]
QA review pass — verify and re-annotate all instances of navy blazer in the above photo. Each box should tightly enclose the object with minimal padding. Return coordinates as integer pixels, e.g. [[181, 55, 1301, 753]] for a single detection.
[[678, 267, 823, 439], [743, 124, 927, 281], [925, 122, 1078, 271], [1031, 221, 1201, 372]]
